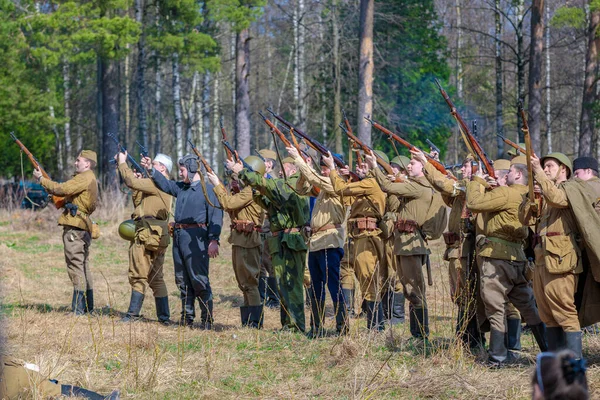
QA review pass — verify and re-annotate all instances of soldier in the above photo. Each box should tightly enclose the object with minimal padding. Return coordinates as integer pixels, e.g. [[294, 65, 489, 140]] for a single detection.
[[206, 156, 266, 329], [141, 154, 223, 329], [257, 149, 280, 309], [412, 150, 484, 347], [116, 151, 173, 325], [33, 150, 98, 315], [232, 156, 310, 332], [322, 152, 387, 331], [367, 151, 444, 339], [467, 158, 547, 364], [287, 146, 348, 337], [520, 153, 584, 358]]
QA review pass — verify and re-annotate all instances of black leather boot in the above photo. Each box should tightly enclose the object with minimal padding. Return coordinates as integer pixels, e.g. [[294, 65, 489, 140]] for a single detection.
[[381, 290, 392, 322], [85, 289, 95, 314], [240, 306, 251, 327], [565, 331, 582, 359], [179, 296, 195, 326], [72, 290, 86, 316], [266, 277, 280, 309], [390, 291, 405, 324], [121, 291, 144, 322], [488, 329, 508, 363], [366, 301, 384, 331], [334, 302, 349, 335], [199, 298, 213, 330], [61, 385, 120, 400], [547, 326, 566, 351], [341, 288, 355, 317], [529, 322, 548, 352], [248, 305, 264, 329], [410, 306, 429, 338], [506, 318, 522, 351], [155, 297, 171, 326]]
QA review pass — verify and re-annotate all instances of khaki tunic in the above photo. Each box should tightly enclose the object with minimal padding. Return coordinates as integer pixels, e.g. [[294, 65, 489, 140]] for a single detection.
[[329, 170, 386, 302], [0, 355, 62, 399], [118, 163, 172, 297]]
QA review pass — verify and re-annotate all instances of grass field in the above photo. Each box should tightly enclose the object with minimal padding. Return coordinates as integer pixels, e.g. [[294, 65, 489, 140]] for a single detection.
[[1, 200, 599, 399]]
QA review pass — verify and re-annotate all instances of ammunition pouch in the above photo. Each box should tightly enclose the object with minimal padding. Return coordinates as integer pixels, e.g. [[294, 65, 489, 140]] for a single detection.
[[394, 219, 418, 234], [231, 219, 258, 234], [91, 222, 100, 239], [443, 232, 460, 246], [137, 218, 170, 251], [351, 217, 378, 232]]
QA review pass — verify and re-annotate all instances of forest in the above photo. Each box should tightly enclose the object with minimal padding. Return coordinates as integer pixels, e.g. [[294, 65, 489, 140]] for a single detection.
[[0, 0, 596, 185]]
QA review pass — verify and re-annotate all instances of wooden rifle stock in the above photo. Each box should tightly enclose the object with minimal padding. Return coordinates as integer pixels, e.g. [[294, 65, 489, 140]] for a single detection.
[[497, 134, 526, 155], [434, 79, 496, 179], [187, 139, 214, 175], [341, 124, 398, 178], [220, 117, 237, 163], [366, 117, 457, 180], [519, 100, 538, 216], [10, 132, 65, 209]]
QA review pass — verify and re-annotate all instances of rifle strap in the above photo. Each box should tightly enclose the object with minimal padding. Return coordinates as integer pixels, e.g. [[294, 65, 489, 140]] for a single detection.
[[387, 137, 408, 171], [19, 151, 42, 208], [198, 170, 223, 210]]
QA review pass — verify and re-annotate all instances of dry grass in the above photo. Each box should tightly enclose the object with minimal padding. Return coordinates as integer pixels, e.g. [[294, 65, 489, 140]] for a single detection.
[[2, 206, 600, 399]]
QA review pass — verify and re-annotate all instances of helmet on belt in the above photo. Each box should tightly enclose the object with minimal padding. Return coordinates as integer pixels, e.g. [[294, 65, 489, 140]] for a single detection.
[[541, 152, 572, 178], [243, 155, 266, 175], [118, 219, 136, 241]]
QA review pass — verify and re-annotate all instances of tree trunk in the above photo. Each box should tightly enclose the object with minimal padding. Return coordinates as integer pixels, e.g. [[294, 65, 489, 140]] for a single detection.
[[202, 71, 211, 157], [195, 71, 203, 148], [297, 0, 306, 132], [579, 4, 600, 156], [124, 45, 131, 146], [357, 0, 374, 146], [186, 71, 199, 149], [154, 57, 162, 155], [333, 0, 342, 154], [212, 72, 221, 172], [49, 104, 63, 179], [96, 58, 103, 162], [135, 0, 148, 148], [545, 0, 552, 153], [235, 29, 251, 159], [173, 53, 183, 159], [516, 0, 525, 143], [63, 61, 73, 171], [494, 0, 504, 158], [101, 57, 120, 187], [528, 0, 544, 155]]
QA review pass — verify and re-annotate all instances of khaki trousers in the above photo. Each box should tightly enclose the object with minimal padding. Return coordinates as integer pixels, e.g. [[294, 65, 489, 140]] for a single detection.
[[63, 226, 93, 291], [479, 257, 541, 332], [397, 254, 427, 308], [128, 240, 168, 298], [351, 235, 385, 302], [232, 245, 261, 306], [340, 240, 355, 290], [383, 238, 403, 292], [533, 265, 580, 331]]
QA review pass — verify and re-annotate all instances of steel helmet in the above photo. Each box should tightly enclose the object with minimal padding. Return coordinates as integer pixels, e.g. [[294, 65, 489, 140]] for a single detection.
[[118, 219, 136, 241], [244, 155, 266, 175], [391, 155, 410, 169], [373, 150, 390, 164], [541, 152, 572, 178]]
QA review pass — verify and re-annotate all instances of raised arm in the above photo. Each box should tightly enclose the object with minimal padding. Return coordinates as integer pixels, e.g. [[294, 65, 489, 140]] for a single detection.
[[151, 168, 182, 197], [466, 180, 510, 212], [118, 163, 161, 194], [40, 173, 89, 197]]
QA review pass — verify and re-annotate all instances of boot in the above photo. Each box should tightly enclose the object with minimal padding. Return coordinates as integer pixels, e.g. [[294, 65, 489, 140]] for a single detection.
[[155, 297, 172, 326], [307, 288, 325, 339], [341, 288, 355, 317], [529, 322, 548, 352], [365, 301, 384, 331], [72, 290, 86, 316], [546, 326, 566, 351], [506, 318, 522, 351], [199, 298, 213, 330], [121, 291, 144, 322], [565, 331, 583, 359], [85, 289, 95, 314], [334, 302, 349, 335], [240, 306, 251, 327], [464, 310, 484, 349], [258, 276, 268, 304], [409, 306, 429, 338], [488, 329, 508, 363], [247, 305, 264, 329], [381, 291, 392, 321], [61, 385, 120, 400], [179, 296, 195, 326], [266, 277, 279, 309], [390, 291, 405, 324]]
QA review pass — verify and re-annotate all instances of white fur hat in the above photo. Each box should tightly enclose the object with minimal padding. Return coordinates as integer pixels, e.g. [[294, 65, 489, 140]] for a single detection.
[[154, 153, 173, 173]]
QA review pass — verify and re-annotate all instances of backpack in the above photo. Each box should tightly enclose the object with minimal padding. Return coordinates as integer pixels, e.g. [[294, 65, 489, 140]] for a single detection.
[[421, 188, 448, 240]]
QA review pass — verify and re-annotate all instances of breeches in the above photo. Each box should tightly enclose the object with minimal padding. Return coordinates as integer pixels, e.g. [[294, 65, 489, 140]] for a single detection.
[[63, 227, 93, 291], [533, 265, 579, 331], [397, 254, 427, 308], [128, 240, 168, 298], [232, 245, 261, 306]]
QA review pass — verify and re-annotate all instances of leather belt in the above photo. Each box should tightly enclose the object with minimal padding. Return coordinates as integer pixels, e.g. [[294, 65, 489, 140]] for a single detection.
[[313, 223, 342, 233], [174, 223, 207, 230], [271, 227, 301, 235]]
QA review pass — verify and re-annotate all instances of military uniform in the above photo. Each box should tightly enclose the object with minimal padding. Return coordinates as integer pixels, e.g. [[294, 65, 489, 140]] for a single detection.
[[118, 162, 172, 324], [329, 169, 386, 330], [151, 170, 222, 328], [294, 155, 347, 336], [467, 179, 547, 363], [371, 168, 434, 338], [39, 151, 98, 315], [520, 163, 582, 355], [422, 161, 484, 346], [214, 182, 265, 327], [239, 170, 310, 332]]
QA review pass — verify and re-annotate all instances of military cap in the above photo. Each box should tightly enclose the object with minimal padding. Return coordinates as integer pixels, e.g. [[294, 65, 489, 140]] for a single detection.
[[541, 152, 572, 178], [510, 155, 527, 166], [494, 159, 511, 171], [79, 150, 97, 164], [507, 144, 526, 157], [573, 156, 599, 173], [259, 149, 277, 161], [281, 156, 295, 164]]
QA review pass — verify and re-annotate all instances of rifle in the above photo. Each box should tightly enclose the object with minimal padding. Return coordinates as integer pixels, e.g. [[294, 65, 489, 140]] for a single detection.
[[265, 108, 359, 181], [220, 117, 238, 163], [519, 100, 538, 216], [221, 140, 258, 173], [187, 139, 215, 175], [10, 132, 65, 209], [339, 123, 398, 179], [497, 134, 526, 155], [425, 139, 441, 155], [434, 79, 496, 179], [365, 117, 457, 180], [107, 133, 148, 178], [136, 140, 149, 158]]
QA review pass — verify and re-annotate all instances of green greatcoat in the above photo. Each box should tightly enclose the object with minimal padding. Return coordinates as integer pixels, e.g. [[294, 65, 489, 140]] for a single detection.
[[239, 170, 310, 332]]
